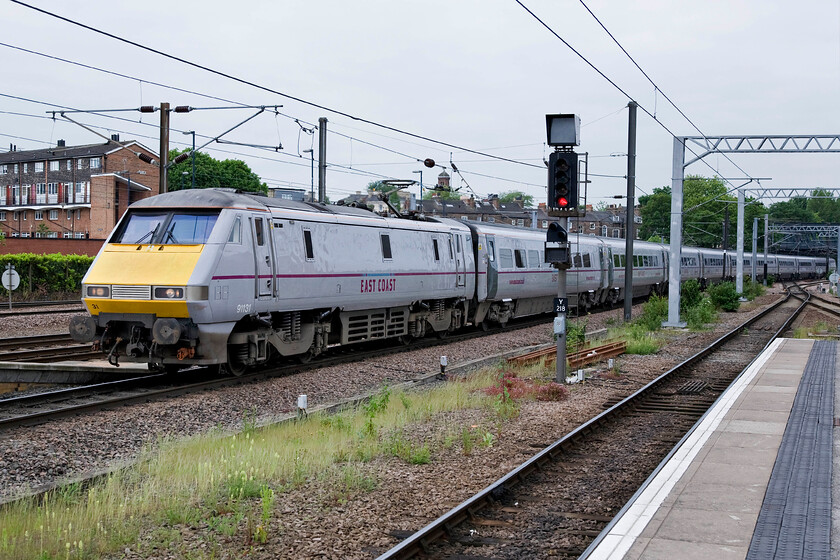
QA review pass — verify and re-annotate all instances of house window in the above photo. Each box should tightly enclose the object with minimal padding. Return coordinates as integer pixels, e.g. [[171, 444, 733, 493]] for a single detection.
[[49, 210, 58, 220], [21, 232, 30, 238], [542, 220, 548, 228], [517, 219, 525, 227], [0, 164, 6, 174], [13, 164, 18, 173], [613, 228, 620, 237], [487, 217, 495, 223], [63, 232, 72, 238], [36, 183, 46, 195], [49, 161, 59, 171], [47, 231, 58, 238], [35, 211, 43, 220], [22, 211, 27, 221], [589, 222, 595, 230], [77, 160, 84, 170], [66, 210, 72, 220], [66, 160, 71, 171], [35, 162, 45, 172], [76, 209, 82, 219], [11, 232, 19, 238], [23, 163, 28, 173], [74, 232, 85, 239], [13, 211, 19, 221], [48, 183, 58, 195], [0, 211, 5, 221], [90, 157, 101, 169]]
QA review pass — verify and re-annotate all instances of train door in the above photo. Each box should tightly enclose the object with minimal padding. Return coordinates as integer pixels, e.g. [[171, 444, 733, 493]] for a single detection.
[[485, 235, 498, 299], [604, 246, 613, 289], [250, 215, 274, 298], [451, 231, 465, 287]]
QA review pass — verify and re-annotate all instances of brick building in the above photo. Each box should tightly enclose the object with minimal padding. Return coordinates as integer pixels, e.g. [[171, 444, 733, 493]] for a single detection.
[[0, 137, 159, 254]]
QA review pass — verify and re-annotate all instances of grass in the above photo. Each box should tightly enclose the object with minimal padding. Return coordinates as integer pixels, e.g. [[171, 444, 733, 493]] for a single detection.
[[0, 371, 520, 560]]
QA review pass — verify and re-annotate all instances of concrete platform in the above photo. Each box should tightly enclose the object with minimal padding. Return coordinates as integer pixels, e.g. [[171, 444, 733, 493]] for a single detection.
[[585, 337, 836, 560]]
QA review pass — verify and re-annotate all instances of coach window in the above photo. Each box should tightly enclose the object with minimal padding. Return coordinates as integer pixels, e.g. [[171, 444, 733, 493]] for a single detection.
[[228, 216, 241, 243], [380, 234, 392, 260], [303, 230, 314, 260], [448, 238, 454, 259], [573, 254, 582, 268], [514, 249, 525, 268], [254, 218, 265, 246], [583, 254, 591, 268], [486, 239, 496, 262], [432, 238, 440, 261], [528, 250, 539, 269], [499, 248, 513, 269]]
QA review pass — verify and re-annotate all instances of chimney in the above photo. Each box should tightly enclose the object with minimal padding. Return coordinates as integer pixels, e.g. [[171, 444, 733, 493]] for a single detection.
[[57, 139, 66, 148], [110, 134, 120, 142], [465, 196, 476, 209]]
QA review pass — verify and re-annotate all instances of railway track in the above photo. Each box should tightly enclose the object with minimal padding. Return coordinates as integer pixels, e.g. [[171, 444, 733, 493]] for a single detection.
[[0, 313, 556, 432], [0, 333, 99, 362], [377, 289, 805, 559], [0, 305, 84, 317]]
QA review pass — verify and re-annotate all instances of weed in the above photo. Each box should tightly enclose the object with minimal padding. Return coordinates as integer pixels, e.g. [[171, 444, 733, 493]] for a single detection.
[[566, 320, 587, 351], [534, 382, 570, 402], [259, 485, 275, 524], [241, 408, 259, 436], [399, 392, 412, 410], [625, 335, 660, 355], [461, 428, 476, 455], [480, 432, 496, 448], [637, 294, 668, 331]]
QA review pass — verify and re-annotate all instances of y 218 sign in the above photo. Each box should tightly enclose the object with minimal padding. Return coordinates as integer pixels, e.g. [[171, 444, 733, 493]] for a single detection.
[[553, 297, 568, 314]]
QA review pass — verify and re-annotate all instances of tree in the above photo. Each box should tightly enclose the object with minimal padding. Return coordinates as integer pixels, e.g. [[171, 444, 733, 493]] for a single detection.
[[807, 189, 840, 223], [638, 186, 671, 241], [593, 200, 609, 212], [366, 181, 401, 206], [499, 190, 534, 207], [422, 186, 461, 201], [768, 197, 818, 223], [167, 149, 268, 194], [638, 176, 767, 249]]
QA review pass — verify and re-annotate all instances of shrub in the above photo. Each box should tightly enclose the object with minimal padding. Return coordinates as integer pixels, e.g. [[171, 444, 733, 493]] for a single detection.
[[709, 281, 740, 311], [685, 297, 717, 329], [534, 382, 569, 402], [742, 280, 765, 301], [0, 253, 93, 299], [637, 294, 668, 331], [680, 279, 703, 311], [566, 320, 587, 351]]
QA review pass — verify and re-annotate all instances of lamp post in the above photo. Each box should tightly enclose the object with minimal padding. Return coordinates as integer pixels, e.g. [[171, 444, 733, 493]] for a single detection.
[[412, 170, 423, 209], [180, 171, 189, 190], [303, 149, 314, 202], [182, 130, 195, 189]]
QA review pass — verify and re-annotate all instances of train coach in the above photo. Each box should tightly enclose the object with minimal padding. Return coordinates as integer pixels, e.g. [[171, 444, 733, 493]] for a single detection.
[[69, 188, 834, 375]]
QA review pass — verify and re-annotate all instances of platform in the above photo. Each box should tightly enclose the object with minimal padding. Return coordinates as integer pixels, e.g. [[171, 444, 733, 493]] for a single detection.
[[0, 360, 148, 385], [585, 337, 837, 560]]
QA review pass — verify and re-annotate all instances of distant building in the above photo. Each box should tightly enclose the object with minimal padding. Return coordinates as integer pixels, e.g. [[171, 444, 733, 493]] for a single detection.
[[268, 186, 307, 202], [0, 137, 160, 255]]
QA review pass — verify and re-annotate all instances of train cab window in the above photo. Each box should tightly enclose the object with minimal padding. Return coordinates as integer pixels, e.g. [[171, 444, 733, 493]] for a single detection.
[[254, 218, 265, 246], [112, 211, 218, 245], [583, 254, 591, 268], [514, 249, 525, 268], [303, 229, 314, 260], [380, 234, 392, 260], [528, 250, 539, 269], [228, 217, 241, 243], [499, 248, 513, 269], [433, 239, 440, 261], [455, 234, 462, 253], [448, 238, 454, 259]]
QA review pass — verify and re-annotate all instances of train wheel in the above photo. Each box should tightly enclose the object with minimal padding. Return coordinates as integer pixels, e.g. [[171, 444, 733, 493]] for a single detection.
[[435, 330, 449, 340], [297, 350, 315, 364], [479, 321, 490, 332], [398, 335, 413, 346], [221, 361, 247, 377]]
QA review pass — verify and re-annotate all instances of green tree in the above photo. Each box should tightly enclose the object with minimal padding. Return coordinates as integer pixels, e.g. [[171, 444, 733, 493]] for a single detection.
[[498, 190, 534, 207], [422, 186, 461, 201], [167, 149, 267, 194], [768, 197, 818, 223], [807, 189, 840, 223], [366, 181, 401, 206], [638, 186, 671, 241]]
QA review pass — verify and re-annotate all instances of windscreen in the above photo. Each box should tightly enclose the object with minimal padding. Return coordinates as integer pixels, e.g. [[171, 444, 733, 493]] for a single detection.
[[112, 211, 219, 245]]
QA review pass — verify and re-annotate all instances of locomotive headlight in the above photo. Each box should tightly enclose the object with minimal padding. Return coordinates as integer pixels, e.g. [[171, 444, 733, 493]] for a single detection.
[[153, 286, 185, 299], [86, 285, 111, 298]]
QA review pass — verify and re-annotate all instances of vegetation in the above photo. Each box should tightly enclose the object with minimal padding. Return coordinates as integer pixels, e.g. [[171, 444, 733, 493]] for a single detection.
[[166, 149, 268, 194], [422, 186, 461, 201], [709, 281, 740, 311], [366, 180, 401, 206], [498, 190, 534, 207], [0, 253, 93, 299], [0, 367, 565, 559]]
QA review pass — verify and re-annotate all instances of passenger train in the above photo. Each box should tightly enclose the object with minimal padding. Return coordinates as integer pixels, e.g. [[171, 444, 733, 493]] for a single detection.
[[68, 189, 833, 374]]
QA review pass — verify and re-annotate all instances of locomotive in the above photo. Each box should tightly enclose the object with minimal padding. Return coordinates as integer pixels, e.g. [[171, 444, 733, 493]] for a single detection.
[[69, 188, 832, 374]]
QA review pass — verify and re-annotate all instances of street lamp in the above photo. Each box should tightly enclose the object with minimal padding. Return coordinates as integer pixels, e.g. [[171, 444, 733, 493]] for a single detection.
[[303, 149, 314, 202], [180, 171, 189, 190], [182, 130, 196, 189]]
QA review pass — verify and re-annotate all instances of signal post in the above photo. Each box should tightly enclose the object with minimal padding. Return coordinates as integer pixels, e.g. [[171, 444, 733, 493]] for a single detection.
[[544, 114, 582, 383]]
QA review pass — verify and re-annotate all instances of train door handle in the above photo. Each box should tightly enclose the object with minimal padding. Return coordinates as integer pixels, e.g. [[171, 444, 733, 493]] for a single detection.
[[265, 256, 270, 266]]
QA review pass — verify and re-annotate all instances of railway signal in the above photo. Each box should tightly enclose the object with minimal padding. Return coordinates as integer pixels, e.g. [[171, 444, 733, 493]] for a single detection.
[[548, 151, 578, 212]]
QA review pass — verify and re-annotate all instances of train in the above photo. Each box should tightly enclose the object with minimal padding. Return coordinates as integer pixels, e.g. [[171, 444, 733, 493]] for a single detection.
[[68, 188, 834, 374]]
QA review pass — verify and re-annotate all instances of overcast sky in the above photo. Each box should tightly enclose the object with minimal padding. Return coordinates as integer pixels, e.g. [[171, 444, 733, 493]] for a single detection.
[[2, 0, 839, 206]]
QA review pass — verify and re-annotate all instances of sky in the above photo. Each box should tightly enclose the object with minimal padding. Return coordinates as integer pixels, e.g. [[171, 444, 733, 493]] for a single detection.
[[2, 0, 839, 206]]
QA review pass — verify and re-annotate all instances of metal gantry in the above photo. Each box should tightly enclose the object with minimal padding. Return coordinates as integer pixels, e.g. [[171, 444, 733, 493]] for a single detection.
[[665, 134, 840, 327]]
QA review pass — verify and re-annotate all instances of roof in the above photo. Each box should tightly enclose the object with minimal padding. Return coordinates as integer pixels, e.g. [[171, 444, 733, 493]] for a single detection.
[[0, 140, 156, 164]]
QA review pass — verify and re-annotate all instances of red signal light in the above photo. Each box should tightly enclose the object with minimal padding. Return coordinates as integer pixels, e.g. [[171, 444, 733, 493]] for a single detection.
[[557, 197, 569, 207]]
